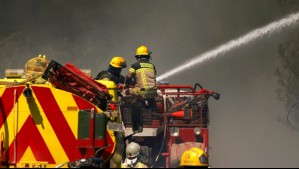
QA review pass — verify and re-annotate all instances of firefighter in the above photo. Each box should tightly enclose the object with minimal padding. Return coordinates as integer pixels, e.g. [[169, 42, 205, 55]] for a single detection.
[[94, 56, 127, 85], [122, 45, 157, 98], [121, 142, 148, 168], [179, 147, 209, 168], [121, 46, 158, 131]]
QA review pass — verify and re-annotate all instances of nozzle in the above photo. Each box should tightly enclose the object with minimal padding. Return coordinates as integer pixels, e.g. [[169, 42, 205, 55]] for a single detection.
[[212, 93, 220, 100]]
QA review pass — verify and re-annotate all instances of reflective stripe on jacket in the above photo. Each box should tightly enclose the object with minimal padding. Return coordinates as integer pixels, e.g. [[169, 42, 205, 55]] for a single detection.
[[126, 59, 157, 90]]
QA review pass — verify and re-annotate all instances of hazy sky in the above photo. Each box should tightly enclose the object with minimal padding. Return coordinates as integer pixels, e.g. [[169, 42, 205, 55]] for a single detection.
[[1, 0, 299, 167]]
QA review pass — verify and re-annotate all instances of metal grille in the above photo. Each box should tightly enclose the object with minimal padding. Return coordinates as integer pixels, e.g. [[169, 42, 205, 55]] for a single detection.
[[121, 96, 164, 127], [120, 91, 209, 128], [166, 94, 209, 127]]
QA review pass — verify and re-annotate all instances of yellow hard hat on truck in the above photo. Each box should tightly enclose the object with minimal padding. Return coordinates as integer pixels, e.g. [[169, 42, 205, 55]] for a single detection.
[[24, 54, 49, 83], [180, 147, 209, 167]]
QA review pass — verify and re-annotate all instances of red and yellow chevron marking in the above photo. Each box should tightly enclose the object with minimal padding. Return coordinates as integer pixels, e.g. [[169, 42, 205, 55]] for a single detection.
[[0, 84, 116, 168]]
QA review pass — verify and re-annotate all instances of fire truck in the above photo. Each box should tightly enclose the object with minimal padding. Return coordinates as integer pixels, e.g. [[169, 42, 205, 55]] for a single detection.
[[0, 58, 220, 168]]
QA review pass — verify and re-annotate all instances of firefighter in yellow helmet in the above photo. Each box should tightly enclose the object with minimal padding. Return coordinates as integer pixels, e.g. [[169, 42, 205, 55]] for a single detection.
[[24, 54, 49, 84], [94, 56, 127, 85], [180, 147, 209, 168], [121, 142, 148, 168], [122, 45, 157, 98], [121, 46, 158, 132]]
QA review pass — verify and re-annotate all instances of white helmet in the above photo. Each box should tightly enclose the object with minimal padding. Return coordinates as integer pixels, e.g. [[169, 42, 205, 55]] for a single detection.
[[125, 142, 141, 166], [126, 142, 140, 158]]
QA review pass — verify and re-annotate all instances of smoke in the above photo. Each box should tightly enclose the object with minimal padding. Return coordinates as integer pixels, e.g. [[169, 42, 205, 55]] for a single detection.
[[157, 11, 299, 81]]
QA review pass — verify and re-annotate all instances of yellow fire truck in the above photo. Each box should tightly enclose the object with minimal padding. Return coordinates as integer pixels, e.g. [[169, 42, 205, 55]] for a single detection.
[[0, 58, 124, 168], [0, 56, 220, 168]]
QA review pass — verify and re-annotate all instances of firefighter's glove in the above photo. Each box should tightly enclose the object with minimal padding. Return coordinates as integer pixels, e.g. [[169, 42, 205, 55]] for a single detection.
[[118, 90, 123, 99], [121, 89, 130, 97]]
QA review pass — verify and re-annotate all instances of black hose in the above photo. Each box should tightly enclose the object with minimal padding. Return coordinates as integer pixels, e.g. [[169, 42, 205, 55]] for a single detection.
[[150, 123, 166, 168], [193, 83, 203, 92]]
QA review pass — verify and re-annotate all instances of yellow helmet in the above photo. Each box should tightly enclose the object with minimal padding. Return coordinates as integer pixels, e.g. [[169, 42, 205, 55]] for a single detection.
[[180, 147, 209, 167], [135, 45, 151, 56], [24, 54, 49, 83], [109, 56, 127, 68]]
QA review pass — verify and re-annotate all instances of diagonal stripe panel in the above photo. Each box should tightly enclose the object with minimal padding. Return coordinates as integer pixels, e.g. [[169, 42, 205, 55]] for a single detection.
[[28, 89, 69, 164], [0, 87, 25, 127], [72, 95, 97, 111], [33, 87, 81, 160], [8, 116, 55, 163]]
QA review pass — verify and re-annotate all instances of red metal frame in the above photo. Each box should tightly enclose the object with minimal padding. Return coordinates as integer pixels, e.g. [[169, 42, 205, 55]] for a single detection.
[[121, 83, 213, 168]]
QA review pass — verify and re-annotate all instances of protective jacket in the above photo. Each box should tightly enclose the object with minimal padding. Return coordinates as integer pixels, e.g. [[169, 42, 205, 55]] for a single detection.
[[121, 162, 148, 168], [125, 58, 157, 98], [121, 157, 148, 168]]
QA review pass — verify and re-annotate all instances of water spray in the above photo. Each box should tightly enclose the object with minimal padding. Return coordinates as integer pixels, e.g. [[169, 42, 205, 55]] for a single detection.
[[157, 12, 299, 81]]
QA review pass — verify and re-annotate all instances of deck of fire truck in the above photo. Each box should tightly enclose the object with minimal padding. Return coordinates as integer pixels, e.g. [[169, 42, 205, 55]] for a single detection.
[[120, 82, 219, 168]]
